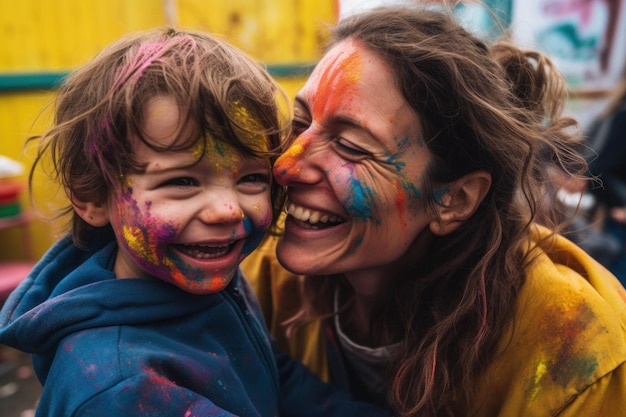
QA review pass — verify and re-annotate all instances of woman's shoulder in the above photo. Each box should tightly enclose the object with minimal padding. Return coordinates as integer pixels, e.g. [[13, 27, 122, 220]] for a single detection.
[[472, 227, 626, 416]]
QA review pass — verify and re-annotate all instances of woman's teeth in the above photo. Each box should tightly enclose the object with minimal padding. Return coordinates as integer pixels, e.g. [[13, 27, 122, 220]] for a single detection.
[[286, 202, 343, 225]]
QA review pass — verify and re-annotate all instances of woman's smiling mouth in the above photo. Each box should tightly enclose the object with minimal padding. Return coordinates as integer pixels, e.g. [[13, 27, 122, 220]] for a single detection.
[[286, 201, 346, 229]]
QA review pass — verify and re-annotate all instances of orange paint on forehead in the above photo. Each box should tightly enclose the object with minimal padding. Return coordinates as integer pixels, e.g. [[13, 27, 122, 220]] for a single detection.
[[311, 47, 362, 120]]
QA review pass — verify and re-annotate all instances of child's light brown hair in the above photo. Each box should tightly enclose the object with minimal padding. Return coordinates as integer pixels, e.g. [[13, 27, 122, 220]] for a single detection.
[[28, 27, 288, 248]]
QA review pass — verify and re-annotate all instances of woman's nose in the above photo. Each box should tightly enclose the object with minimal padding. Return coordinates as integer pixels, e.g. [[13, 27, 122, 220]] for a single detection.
[[273, 136, 318, 185]]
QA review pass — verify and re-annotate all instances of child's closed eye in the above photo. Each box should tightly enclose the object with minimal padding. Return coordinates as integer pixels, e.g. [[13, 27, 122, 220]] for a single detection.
[[160, 177, 199, 187], [238, 173, 270, 185]]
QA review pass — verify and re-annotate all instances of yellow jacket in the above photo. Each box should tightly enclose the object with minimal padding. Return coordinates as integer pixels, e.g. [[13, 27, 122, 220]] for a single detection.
[[241, 226, 626, 416]]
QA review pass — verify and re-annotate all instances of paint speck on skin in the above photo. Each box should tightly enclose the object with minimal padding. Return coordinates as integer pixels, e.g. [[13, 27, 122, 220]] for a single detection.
[[395, 179, 408, 228], [213, 140, 226, 157], [343, 233, 366, 256], [385, 152, 406, 173]]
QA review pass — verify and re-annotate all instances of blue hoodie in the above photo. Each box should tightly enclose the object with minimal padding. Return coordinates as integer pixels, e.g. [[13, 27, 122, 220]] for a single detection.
[[0, 230, 388, 417]]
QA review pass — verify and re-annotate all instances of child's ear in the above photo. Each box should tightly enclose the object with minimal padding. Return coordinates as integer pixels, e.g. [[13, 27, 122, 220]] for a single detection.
[[429, 171, 491, 236], [72, 199, 109, 227]]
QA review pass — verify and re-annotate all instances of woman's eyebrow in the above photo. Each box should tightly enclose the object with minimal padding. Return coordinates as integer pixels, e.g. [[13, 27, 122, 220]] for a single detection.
[[295, 96, 383, 145], [294, 96, 310, 114]]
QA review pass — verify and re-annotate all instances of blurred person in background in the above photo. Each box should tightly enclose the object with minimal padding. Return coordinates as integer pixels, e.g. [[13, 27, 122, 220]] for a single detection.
[[579, 69, 626, 283]]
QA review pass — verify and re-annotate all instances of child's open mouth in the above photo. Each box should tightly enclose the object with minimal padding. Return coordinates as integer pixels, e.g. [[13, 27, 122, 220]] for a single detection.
[[174, 243, 235, 259]]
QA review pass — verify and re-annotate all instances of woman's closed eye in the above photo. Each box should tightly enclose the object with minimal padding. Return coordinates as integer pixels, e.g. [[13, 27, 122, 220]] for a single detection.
[[334, 138, 371, 159], [291, 118, 310, 138]]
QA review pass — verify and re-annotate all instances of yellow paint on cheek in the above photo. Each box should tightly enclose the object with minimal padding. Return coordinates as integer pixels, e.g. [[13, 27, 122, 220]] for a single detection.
[[121, 224, 157, 264]]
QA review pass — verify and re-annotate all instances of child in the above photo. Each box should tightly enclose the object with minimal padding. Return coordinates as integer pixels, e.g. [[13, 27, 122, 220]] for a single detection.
[[0, 28, 388, 417]]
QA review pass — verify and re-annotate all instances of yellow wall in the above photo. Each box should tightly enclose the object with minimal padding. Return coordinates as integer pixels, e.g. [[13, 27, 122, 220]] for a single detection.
[[0, 0, 337, 261]]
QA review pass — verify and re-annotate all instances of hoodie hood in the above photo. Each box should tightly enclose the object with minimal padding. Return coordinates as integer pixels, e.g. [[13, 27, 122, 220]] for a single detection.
[[0, 229, 223, 355]]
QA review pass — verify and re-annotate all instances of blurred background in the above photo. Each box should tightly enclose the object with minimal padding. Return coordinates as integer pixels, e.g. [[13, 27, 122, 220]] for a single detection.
[[0, 0, 625, 415]]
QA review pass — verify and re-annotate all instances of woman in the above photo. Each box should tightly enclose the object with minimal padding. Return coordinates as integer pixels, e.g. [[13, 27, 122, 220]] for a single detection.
[[242, 5, 626, 416]]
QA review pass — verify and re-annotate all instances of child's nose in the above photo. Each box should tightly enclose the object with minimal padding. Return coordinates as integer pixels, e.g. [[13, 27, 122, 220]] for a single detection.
[[198, 198, 244, 225]]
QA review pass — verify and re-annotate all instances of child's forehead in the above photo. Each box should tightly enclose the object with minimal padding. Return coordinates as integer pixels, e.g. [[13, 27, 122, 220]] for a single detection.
[[131, 123, 271, 171], [140, 95, 269, 142], [132, 139, 270, 176], [140, 97, 188, 145]]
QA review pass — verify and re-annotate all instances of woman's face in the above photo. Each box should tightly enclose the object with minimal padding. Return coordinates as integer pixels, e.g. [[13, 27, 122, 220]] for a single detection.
[[273, 39, 437, 280]]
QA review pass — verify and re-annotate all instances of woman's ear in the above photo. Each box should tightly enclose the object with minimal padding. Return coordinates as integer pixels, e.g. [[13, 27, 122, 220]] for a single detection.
[[429, 171, 491, 236], [72, 198, 109, 227]]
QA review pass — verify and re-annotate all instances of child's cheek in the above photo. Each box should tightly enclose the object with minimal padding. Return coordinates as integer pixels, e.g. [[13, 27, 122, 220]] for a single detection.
[[239, 203, 272, 261], [114, 189, 176, 267]]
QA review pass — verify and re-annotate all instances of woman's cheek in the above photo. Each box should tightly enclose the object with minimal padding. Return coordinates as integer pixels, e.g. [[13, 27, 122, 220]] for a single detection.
[[333, 164, 378, 221]]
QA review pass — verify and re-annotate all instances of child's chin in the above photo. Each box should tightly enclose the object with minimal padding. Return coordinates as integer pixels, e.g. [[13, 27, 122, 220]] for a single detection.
[[174, 272, 235, 294]]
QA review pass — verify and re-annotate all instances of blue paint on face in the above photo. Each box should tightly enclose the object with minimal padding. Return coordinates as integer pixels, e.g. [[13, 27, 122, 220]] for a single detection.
[[385, 151, 406, 173], [343, 176, 374, 220], [240, 216, 265, 257], [404, 180, 422, 200], [395, 136, 410, 149]]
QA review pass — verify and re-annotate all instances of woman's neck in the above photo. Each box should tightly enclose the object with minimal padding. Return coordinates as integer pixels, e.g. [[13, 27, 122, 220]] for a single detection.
[[342, 269, 389, 347], [340, 230, 433, 347]]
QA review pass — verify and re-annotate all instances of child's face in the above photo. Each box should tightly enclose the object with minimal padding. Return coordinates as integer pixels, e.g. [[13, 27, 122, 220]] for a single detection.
[[107, 96, 273, 294]]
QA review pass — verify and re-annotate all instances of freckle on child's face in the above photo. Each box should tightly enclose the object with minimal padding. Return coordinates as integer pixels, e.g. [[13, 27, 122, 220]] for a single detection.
[[107, 96, 273, 294]]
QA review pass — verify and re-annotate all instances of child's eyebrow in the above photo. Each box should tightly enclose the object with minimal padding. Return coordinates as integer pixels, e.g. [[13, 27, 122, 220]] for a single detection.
[[143, 159, 199, 174]]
